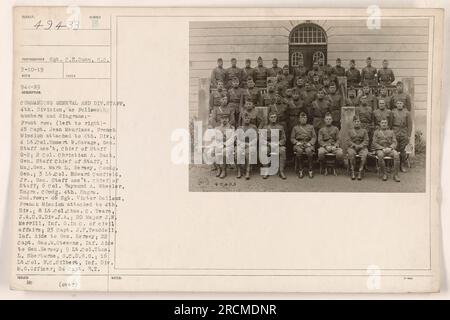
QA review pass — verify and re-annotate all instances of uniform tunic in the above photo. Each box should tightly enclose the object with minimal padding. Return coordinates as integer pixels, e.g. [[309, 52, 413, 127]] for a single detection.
[[291, 124, 317, 153], [347, 127, 369, 159], [377, 68, 395, 86], [225, 66, 243, 88], [242, 67, 256, 86], [268, 66, 282, 77], [392, 108, 412, 151], [311, 99, 331, 130], [373, 108, 393, 129], [361, 66, 378, 86], [345, 68, 361, 86], [243, 87, 260, 106], [210, 66, 226, 88], [254, 66, 270, 88], [209, 89, 227, 111], [328, 93, 343, 127], [372, 128, 399, 160], [209, 105, 235, 127], [391, 92, 412, 111]]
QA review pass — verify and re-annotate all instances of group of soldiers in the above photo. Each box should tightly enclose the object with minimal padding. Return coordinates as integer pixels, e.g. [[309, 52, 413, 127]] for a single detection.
[[207, 56, 413, 182]]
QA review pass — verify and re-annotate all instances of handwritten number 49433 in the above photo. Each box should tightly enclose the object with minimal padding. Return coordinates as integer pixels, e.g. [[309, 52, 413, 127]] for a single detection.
[[33, 20, 79, 30]]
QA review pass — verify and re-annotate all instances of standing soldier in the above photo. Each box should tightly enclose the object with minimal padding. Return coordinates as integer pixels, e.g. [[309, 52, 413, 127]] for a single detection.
[[318, 56, 332, 77], [345, 59, 361, 87], [235, 112, 258, 180], [391, 81, 412, 111], [330, 58, 346, 85], [269, 58, 282, 77], [209, 79, 227, 113], [347, 116, 369, 181], [291, 112, 316, 179], [263, 85, 278, 107], [327, 83, 343, 128], [277, 65, 294, 96], [213, 113, 235, 179], [254, 56, 270, 89], [301, 82, 317, 124], [377, 59, 395, 86], [361, 57, 378, 86], [311, 88, 331, 132], [239, 100, 263, 128], [376, 85, 393, 110], [292, 77, 306, 97], [318, 113, 344, 174], [357, 83, 377, 110], [242, 58, 256, 88], [225, 58, 243, 89], [268, 94, 289, 135], [209, 96, 235, 128], [243, 78, 260, 106], [287, 90, 307, 137], [308, 61, 323, 83], [210, 58, 226, 89], [372, 119, 401, 182], [293, 58, 308, 83], [345, 87, 359, 107], [373, 99, 393, 130], [392, 100, 412, 172], [227, 77, 245, 126], [355, 96, 374, 144], [260, 111, 287, 180]]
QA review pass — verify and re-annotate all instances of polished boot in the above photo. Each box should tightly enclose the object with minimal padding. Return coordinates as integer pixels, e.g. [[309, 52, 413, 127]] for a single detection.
[[215, 166, 222, 177], [245, 164, 251, 180], [236, 165, 242, 179], [308, 170, 314, 179], [298, 169, 304, 179], [393, 159, 401, 182], [219, 165, 227, 179], [279, 158, 286, 180], [308, 158, 314, 179], [279, 170, 286, 180]]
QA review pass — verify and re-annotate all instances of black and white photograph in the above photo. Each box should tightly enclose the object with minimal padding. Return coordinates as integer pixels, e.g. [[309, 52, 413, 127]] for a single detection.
[[189, 18, 429, 192]]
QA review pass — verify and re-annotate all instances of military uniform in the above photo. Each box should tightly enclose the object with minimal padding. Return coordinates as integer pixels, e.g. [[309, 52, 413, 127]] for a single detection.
[[356, 92, 377, 110], [227, 86, 245, 124], [377, 67, 395, 86], [225, 66, 243, 88], [209, 105, 236, 127], [319, 64, 333, 77], [355, 104, 374, 142], [209, 88, 227, 111], [318, 125, 344, 162], [361, 65, 378, 86], [262, 90, 278, 107], [372, 127, 400, 180], [268, 66, 283, 77], [242, 67, 256, 87], [210, 121, 235, 178], [254, 65, 270, 88], [210, 66, 226, 89], [392, 108, 412, 168], [276, 73, 295, 96], [391, 92, 412, 111], [308, 69, 324, 83], [238, 107, 263, 128], [291, 123, 317, 174], [301, 89, 317, 124], [293, 66, 308, 83], [347, 127, 369, 176], [235, 123, 258, 179], [345, 67, 361, 87], [376, 94, 393, 110], [328, 92, 343, 128], [243, 87, 260, 106], [268, 100, 289, 134], [311, 98, 331, 131], [260, 122, 287, 178], [373, 108, 393, 130]]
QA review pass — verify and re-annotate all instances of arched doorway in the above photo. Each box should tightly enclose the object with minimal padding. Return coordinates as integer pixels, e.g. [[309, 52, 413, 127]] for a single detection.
[[289, 23, 328, 72]]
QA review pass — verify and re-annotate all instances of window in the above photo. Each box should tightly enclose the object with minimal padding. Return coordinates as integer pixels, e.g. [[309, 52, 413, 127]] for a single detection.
[[290, 23, 327, 45], [291, 52, 304, 67], [313, 51, 325, 63]]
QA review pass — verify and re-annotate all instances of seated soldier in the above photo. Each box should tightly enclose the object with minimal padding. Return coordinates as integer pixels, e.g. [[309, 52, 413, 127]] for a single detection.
[[291, 112, 316, 179], [213, 113, 235, 179], [392, 100, 412, 172], [373, 99, 393, 130], [347, 116, 369, 181], [239, 100, 263, 128], [372, 119, 401, 182], [209, 79, 227, 113], [260, 111, 287, 180], [235, 112, 258, 180], [318, 113, 344, 173], [209, 96, 234, 127]]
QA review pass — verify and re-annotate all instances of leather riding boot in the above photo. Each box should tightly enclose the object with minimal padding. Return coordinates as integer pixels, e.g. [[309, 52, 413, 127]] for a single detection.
[[245, 164, 251, 180], [219, 165, 227, 179]]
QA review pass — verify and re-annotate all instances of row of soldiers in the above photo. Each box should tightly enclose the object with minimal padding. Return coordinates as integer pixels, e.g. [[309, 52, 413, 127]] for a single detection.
[[210, 56, 397, 90], [212, 110, 407, 182]]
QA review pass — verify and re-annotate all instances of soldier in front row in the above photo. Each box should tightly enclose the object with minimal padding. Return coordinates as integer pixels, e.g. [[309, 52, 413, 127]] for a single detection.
[[347, 116, 369, 181], [291, 112, 316, 179], [235, 112, 258, 180], [213, 113, 235, 179], [392, 100, 412, 172], [372, 119, 401, 182], [318, 113, 344, 173], [260, 111, 287, 180]]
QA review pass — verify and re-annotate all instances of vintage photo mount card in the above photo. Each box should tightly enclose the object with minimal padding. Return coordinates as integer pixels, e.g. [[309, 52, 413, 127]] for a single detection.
[[10, 7, 443, 292]]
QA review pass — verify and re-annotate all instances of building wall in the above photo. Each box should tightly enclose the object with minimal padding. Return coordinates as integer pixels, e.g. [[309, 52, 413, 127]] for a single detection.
[[189, 19, 429, 133]]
